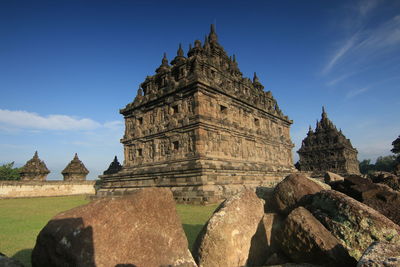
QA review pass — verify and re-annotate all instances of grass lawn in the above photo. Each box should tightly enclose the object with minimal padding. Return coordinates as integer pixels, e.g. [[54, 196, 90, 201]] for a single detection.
[[0, 195, 217, 266]]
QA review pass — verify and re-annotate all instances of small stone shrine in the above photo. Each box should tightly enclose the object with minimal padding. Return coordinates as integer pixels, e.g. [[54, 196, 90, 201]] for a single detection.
[[103, 156, 123, 175], [297, 107, 360, 176], [20, 151, 50, 181], [98, 25, 295, 203], [62, 153, 89, 181]]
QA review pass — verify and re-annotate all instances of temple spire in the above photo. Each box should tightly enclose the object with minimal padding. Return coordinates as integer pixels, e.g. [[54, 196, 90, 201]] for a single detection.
[[171, 44, 186, 65], [177, 43, 184, 57], [322, 106, 327, 119], [33, 151, 38, 159], [162, 52, 168, 66], [74, 153, 78, 160], [253, 72, 259, 83], [208, 24, 218, 43]]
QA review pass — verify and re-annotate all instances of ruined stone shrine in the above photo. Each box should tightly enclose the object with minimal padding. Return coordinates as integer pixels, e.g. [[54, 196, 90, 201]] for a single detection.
[[98, 25, 295, 203], [297, 107, 360, 176], [20, 151, 50, 181], [62, 153, 89, 181]]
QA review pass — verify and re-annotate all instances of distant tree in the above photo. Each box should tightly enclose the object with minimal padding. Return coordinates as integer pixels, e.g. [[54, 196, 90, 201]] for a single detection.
[[374, 155, 397, 172], [0, 162, 21, 180], [392, 135, 400, 162], [359, 159, 375, 175]]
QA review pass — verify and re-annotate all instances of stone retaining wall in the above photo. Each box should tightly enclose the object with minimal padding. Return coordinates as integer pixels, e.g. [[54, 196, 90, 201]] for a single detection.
[[0, 180, 96, 198]]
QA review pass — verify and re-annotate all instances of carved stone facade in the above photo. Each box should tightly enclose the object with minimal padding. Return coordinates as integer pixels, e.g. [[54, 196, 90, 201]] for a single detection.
[[20, 151, 50, 181], [298, 107, 360, 176], [62, 153, 89, 181], [98, 25, 295, 203]]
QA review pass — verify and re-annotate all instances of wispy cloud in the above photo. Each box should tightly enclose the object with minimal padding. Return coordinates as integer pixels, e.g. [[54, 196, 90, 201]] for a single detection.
[[323, 2, 400, 75], [358, 0, 381, 17], [345, 86, 369, 99], [323, 34, 358, 74], [0, 109, 122, 131]]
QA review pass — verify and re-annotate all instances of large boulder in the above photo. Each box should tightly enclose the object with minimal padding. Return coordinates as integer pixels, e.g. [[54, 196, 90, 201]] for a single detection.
[[324, 171, 344, 184], [306, 190, 400, 260], [362, 183, 400, 225], [274, 173, 328, 215], [370, 171, 400, 191], [280, 207, 356, 266], [332, 175, 400, 225], [32, 188, 196, 267], [193, 190, 264, 267], [357, 241, 400, 267], [0, 253, 24, 267]]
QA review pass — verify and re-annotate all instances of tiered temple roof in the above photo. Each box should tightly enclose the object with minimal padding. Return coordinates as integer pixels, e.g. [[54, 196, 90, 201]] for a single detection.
[[121, 25, 291, 124]]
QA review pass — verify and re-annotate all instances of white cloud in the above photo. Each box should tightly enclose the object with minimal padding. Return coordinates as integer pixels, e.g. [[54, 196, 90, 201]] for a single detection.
[[323, 3, 400, 75], [358, 0, 381, 17], [323, 33, 359, 74], [104, 120, 124, 130], [0, 109, 122, 131], [345, 87, 369, 99]]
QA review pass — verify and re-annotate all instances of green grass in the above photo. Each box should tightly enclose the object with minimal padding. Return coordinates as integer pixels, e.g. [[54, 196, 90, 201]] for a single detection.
[[0, 196, 217, 266]]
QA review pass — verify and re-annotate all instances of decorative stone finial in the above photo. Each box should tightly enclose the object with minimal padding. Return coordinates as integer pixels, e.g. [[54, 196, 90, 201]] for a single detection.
[[253, 72, 259, 83], [162, 52, 168, 66], [177, 43, 184, 57], [62, 153, 89, 181], [171, 44, 186, 65], [209, 24, 218, 43], [20, 151, 50, 181], [194, 40, 202, 48], [156, 53, 170, 73], [103, 156, 123, 175]]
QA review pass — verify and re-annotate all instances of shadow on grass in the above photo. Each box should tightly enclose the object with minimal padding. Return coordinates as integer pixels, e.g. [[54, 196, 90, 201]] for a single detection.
[[182, 224, 205, 251], [12, 248, 32, 267], [10, 223, 206, 266]]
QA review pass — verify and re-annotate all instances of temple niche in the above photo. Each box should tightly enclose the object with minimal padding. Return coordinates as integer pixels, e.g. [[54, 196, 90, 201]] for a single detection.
[[20, 151, 50, 181], [98, 25, 295, 203], [297, 107, 360, 176], [62, 153, 89, 181]]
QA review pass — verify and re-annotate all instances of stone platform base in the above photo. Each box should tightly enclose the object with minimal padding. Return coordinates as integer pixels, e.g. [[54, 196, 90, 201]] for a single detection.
[[97, 158, 294, 204], [96, 183, 278, 205], [97, 171, 292, 204]]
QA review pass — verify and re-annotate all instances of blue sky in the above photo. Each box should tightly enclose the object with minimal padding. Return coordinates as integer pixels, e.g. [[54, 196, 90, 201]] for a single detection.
[[1, 0, 399, 180]]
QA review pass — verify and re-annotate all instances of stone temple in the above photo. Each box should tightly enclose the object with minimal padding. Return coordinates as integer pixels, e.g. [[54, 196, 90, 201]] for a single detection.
[[98, 25, 295, 203], [297, 107, 360, 176], [20, 151, 50, 181]]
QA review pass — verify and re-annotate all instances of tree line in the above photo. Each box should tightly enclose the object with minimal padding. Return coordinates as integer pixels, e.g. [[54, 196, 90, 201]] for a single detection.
[[0, 162, 22, 180], [359, 135, 400, 175]]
